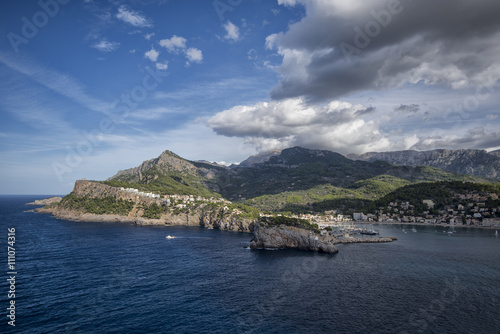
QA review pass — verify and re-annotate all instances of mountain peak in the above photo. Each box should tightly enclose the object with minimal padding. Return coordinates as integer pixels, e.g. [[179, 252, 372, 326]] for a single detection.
[[268, 146, 349, 165], [239, 149, 282, 167]]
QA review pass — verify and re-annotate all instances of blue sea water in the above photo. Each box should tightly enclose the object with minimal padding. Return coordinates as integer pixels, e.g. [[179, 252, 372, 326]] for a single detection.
[[1, 195, 500, 334]]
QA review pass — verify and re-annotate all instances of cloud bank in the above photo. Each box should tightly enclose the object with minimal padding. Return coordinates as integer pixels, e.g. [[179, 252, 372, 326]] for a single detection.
[[267, 0, 500, 101], [207, 98, 392, 154]]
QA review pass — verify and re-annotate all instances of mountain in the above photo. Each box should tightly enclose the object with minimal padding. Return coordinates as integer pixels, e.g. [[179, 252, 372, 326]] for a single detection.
[[238, 149, 282, 167], [106, 150, 223, 198], [220, 147, 485, 201], [103, 147, 493, 212], [489, 149, 500, 158], [346, 149, 500, 180]]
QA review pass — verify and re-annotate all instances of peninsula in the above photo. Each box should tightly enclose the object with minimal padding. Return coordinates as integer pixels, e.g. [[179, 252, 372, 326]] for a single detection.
[[31, 146, 500, 252]]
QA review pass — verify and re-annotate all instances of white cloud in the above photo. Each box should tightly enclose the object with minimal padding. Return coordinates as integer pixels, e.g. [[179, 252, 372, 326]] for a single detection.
[[223, 21, 240, 41], [409, 128, 500, 151], [185, 48, 203, 64], [116, 6, 152, 27], [0, 53, 113, 117], [129, 49, 136, 54], [144, 47, 159, 62], [207, 98, 390, 154], [91, 39, 120, 52], [128, 107, 174, 120], [159, 35, 187, 53], [158, 35, 203, 66], [144, 32, 155, 40], [156, 61, 168, 70]]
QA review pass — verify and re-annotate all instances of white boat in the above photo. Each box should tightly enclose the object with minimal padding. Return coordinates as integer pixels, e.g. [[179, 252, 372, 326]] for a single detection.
[[411, 228, 417, 232], [495, 230, 498, 237], [166, 235, 176, 239]]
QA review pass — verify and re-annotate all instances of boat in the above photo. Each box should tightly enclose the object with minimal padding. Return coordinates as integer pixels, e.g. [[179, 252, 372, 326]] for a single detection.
[[411, 228, 417, 232], [360, 224, 378, 235], [360, 231, 378, 235], [166, 235, 176, 239], [495, 230, 498, 237]]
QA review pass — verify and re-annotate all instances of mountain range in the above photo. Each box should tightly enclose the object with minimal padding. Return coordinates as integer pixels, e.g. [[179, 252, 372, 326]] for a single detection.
[[105, 147, 496, 212], [347, 149, 500, 180]]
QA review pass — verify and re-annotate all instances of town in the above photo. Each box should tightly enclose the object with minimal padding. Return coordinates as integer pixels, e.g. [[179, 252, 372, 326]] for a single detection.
[[120, 186, 500, 228]]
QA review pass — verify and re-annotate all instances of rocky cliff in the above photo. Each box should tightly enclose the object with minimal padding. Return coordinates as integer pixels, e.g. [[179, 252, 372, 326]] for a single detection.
[[38, 180, 255, 233], [347, 149, 500, 179], [108, 150, 199, 182], [250, 223, 397, 253], [250, 223, 339, 253], [26, 197, 62, 206]]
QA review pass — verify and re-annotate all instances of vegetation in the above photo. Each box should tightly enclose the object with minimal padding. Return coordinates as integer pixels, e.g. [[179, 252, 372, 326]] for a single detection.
[[244, 175, 413, 212], [60, 193, 134, 215], [260, 215, 320, 233], [364, 181, 500, 216], [103, 168, 220, 198], [141, 203, 165, 219], [218, 148, 487, 202], [227, 203, 260, 219]]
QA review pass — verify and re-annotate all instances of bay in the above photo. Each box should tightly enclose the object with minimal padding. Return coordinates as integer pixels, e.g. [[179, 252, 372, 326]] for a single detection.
[[1, 196, 499, 333]]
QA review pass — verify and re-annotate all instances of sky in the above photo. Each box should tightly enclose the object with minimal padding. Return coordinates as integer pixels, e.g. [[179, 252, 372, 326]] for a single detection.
[[1, 0, 499, 194]]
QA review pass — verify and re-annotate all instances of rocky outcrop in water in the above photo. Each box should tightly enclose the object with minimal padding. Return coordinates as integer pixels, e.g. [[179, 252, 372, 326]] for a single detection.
[[250, 223, 397, 253], [250, 223, 339, 253]]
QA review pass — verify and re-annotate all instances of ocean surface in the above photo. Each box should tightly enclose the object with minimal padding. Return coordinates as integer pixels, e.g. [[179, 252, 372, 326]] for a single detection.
[[1, 195, 500, 334]]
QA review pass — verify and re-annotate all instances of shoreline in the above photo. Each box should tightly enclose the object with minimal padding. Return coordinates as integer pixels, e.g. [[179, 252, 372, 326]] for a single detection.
[[363, 221, 500, 230]]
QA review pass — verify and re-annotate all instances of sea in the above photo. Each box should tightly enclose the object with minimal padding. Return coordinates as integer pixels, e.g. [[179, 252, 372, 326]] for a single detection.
[[1, 195, 500, 334]]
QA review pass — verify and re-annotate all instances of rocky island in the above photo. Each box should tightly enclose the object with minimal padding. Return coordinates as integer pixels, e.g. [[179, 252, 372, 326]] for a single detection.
[[250, 217, 396, 253]]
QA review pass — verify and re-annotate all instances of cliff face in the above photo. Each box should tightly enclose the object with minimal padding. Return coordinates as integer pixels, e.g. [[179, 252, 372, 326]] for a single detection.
[[42, 180, 255, 233], [250, 223, 339, 253], [347, 149, 500, 179], [108, 150, 200, 183], [26, 197, 62, 206], [72, 180, 163, 205]]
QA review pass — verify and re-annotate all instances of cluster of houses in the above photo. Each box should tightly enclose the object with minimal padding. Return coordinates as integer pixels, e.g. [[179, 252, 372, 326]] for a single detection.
[[163, 194, 231, 209], [119, 187, 233, 210], [260, 211, 353, 224], [350, 191, 500, 227], [122, 188, 161, 199]]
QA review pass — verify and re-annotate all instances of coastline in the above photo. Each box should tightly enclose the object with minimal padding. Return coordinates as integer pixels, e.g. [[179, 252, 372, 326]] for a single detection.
[[363, 221, 500, 230], [33, 205, 256, 232]]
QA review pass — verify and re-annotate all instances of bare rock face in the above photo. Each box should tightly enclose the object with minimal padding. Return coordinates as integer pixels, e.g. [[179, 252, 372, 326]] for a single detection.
[[108, 150, 199, 182], [238, 149, 282, 167], [250, 223, 338, 253], [26, 197, 63, 206], [347, 149, 500, 179]]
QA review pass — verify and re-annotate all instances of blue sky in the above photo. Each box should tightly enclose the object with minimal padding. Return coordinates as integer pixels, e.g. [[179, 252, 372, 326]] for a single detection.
[[1, 0, 500, 194]]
